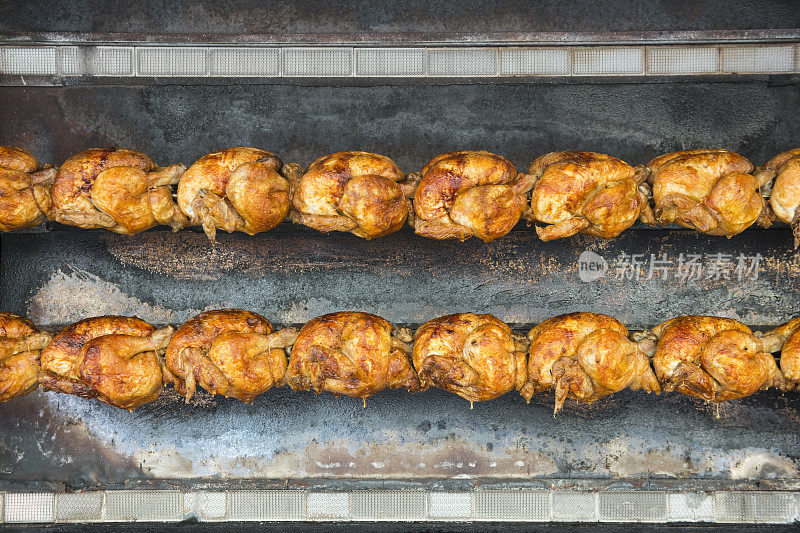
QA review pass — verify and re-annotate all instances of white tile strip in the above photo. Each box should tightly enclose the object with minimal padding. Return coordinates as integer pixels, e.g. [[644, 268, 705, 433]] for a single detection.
[[1, 43, 799, 79], [0, 489, 798, 523]]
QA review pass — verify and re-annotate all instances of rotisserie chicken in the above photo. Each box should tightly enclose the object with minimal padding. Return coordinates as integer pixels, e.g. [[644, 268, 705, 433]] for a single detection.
[[39, 316, 174, 410], [177, 147, 294, 241], [410, 151, 536, 241], [412, 313, 526, 404], [0, 313, 52, 402], [761, 317, 800, 389], [0, 146, 56, 231], [642, 149, 768, 236], [165, 309, 298, 402], [524, 151, 653, 241], [292, 151, 411, 239], [642, 315, 785, 401], [520, 313, 659, 414], [50, 148, 187, 234], [286, 312, 420, 402], [754, 148, 800, 247]]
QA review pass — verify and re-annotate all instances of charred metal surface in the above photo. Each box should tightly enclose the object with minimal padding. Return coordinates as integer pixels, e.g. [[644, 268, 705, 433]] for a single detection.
[[1, 226, 798, 329], [1, 0, 799, 35], [0, 82, 799, 174]]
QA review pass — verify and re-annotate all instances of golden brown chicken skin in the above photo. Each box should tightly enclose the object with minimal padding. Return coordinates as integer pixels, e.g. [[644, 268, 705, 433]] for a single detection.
[[292, 151, 410, 239], [39, 316, 174, 410], [761, 317, 800, 389], [50, 148, 187, 234], [165, 309, 297, 403], [643, 149, 767, 236], [525, 151, 652, 241], [0, 313, 52, 402], [413, 313, 526, 404], [411, 151, 535, 241], [754, 149, 800, 247], [0, 146, 56, 231], [645, 316, 785, 402], [520, 313, 659, 414], [286, 312, 420, 402], [177, 147, 293, 242]]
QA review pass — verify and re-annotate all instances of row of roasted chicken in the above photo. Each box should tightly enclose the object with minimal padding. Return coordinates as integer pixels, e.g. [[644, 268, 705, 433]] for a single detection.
[[3, 145, 800, 246], [1, 309, 799, 413]]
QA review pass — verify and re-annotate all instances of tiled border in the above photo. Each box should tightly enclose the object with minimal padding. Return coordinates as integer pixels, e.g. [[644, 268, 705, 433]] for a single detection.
[[0, 43, 798, 78], [1, 489, 798, 524]]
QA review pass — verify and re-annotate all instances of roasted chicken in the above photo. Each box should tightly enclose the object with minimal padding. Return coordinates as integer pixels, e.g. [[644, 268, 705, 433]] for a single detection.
[[521, 313, 659, 414], [39, 316, 174, 410], [412, 313, 526, 404], [642, 316, 785, 402], [292, 151, 411, 239], [0, 313, 52, 402], [165, 309, 297, 402], [754, 148, 800, 247], [286, 312, 420, 402], [50, 148, 187, 234], [524, 151, 653, 241], [642, 149, 767, 236], [0, 146, 56, 231], [761, 317, 800, 389], [177, 147, 295, 241], [411, 151, 535, 241]]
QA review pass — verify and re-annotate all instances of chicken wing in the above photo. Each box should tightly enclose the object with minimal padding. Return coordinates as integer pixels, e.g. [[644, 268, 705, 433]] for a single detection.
[[411, 151, 535, 241], [644, 316, 785, 402], [0, 146, 56, 231], [520, 312, 659, 414], [754, 149, 800, 247], [50, 147, 187, 234], [0, 313, 52, 402], [286, 312, 420, 401], [760, 317, 800, 389], [292, 151, 411, 239], [165, 309, 297, 402], [177, 147, 294, 242], [524, 151, 652, 241], [39, 316, 174, 410], [412, 313, 526, 404], [642, 149, 766, 236]]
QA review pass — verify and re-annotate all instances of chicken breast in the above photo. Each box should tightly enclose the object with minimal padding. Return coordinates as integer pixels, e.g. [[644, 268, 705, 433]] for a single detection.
[[50, 148, 187, 234], [411, 151, 535, 241], [0, 146, 56, 231], [177, 147, 292, 242], [647, 316, 785, 402], [413, 313, 526, 404], [0, 313, 52, 402], [286, 312, 421, 401], [525, 151, 652, 241], [39, 316, 174, 410], [165, 309, 297, 402]]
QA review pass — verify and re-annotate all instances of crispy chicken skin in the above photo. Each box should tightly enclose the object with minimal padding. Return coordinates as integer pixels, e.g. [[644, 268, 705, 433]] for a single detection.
[[642, 149, 766, 236], [39, 316, 174, 410], [761, 317, 800, 389], [0, 313, 52, 402], [645, 316, 785, 402], [525, 151, 652, 241], [286, 312, 420, 400], [165, 309, 297, 403], [411, 151, 536, 241], [177, 147, 293, 242], [413, 313, 526, 404], [292, 151, 410, 239], [754, 149, 800, 247], [50, 148, 187, 234], [521, 313, 659, 414], [0, 146, 56, 231]]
